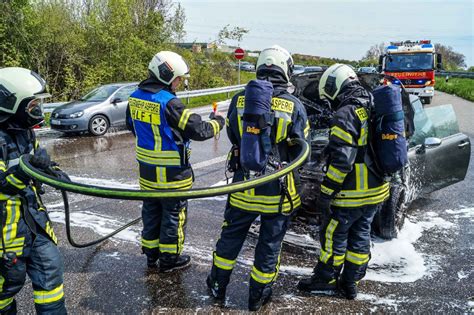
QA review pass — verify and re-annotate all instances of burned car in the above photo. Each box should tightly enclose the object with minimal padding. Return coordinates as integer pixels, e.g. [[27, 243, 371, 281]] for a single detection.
[[291, 72, 471, 240]]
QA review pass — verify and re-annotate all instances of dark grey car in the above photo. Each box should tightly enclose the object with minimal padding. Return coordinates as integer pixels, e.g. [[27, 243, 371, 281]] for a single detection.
[[50, 83, 138, 136], [291, 72, 471, 240]]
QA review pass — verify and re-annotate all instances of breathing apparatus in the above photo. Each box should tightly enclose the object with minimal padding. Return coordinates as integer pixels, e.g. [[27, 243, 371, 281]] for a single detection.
[[19, 138, 310, 248]]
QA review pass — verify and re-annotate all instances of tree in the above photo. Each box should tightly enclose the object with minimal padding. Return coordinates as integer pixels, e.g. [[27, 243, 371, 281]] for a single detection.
[[434, 43, 466, 70], [217, 24, 249, 46], [169, 3, 186, 43], [361, 42, 385, 65]]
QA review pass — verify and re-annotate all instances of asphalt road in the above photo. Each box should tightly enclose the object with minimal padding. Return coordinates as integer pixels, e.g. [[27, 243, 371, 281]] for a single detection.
[[14, 92, 473, 313]]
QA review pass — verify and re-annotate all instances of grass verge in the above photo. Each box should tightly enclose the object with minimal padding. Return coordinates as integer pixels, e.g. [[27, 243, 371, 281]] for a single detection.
[[435, 76, 474, 102]]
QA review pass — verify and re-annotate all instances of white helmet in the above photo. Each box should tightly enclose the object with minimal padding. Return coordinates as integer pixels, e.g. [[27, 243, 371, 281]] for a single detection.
[[319, 63, 358, 100], [148, 51, 190, 85], [0, 67, 49, 119], [256, 45, 294, 82]]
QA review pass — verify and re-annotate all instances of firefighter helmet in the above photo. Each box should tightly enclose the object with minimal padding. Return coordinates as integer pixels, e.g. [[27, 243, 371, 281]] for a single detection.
[[256, 45, 294, 82], [148, 51, 190, 85], [319, 64, 358, 100]]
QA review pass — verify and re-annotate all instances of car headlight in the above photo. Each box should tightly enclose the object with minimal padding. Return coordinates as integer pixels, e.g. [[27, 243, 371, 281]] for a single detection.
[[69, 111, 84, 119]]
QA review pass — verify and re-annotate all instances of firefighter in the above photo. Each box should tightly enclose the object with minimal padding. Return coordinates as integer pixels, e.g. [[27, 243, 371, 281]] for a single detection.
[[206, 45, 309, 311], [297, 64, 390, 299], [127, 51, 225, 272], [0, 67, 67, 314]]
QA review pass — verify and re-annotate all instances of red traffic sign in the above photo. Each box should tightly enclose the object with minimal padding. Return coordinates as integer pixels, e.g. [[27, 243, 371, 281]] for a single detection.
[[234, 48, 245, 60]]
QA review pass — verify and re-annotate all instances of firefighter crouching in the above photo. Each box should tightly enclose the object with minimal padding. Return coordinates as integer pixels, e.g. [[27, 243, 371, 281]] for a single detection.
[[207, 45, 309, 311], [127, 51, 225, 272], [298, 64, 390, 299], [0, 68, 67, 314]]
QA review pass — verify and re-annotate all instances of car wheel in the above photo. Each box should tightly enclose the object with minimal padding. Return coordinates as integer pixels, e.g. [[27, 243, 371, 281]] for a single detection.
[[371, 184, 407, 240], [421, 96, 432, 105], [89, 115, 109, 136]]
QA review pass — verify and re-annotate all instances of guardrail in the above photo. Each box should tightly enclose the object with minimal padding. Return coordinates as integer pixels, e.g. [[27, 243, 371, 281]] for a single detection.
[[43, 84, 246, 112], [436, 71, 474, 79]]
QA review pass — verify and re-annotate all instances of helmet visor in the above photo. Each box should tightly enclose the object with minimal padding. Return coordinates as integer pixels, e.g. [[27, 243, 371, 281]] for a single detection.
[[26, 98, 45, 120]]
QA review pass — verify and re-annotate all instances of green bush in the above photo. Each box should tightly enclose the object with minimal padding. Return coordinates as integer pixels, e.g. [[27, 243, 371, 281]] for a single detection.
[[435, 76, 474, 102]]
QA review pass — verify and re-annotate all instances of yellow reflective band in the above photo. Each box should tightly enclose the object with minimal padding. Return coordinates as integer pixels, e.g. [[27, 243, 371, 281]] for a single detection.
[[0, 297, 13, 310], [45, 222, 58, 244], [229, 192, 301, 214], [304, 120, 310, 138], [358, 121, 368, 146], [237, 114, 243, 137], [337, 183, 390, 199], [331, 126, 353, 145], [225, 117, 230, 127], [213, 252, 236, 270], [275, 118, 288, 143], [251, 266, 276, 284], [355, 164, 369, 191], [177, 206, 186, 254], [6, 174, 26, 190], [3, 199, 20, 244], [346, 250, 370, 265], [0, 246, 23, 256], [136, 146, 181, 158], [321, 184, 335, 196], [178, 109, 192, 130], [333, 254, 345, 267], [141, 238, 160, 249], [332, 190, 390, 207], [159, 243, 178, 254], [0, 275, 4, 291], [210, 120, 220, 136], [326, 164, 347, 184], [0, 161, 6, 172], [34, 284, 64, 304], [320, 219, 339, 263]]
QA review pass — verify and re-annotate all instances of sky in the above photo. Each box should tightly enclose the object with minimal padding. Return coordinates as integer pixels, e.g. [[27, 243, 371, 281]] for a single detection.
[[178, 0, 474, 66]]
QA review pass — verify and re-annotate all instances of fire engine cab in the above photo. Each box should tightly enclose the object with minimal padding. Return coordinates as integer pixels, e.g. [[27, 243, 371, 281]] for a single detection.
[[378, 40, 442, 104]]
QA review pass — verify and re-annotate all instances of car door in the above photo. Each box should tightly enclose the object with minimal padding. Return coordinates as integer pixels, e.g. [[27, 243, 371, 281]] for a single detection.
[[109, 85, 137, 125], [408, 98, 471, 195]]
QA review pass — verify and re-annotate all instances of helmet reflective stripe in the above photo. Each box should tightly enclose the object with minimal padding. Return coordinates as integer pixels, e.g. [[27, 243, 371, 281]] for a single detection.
[[256, 45, 294, 82], [319, 63, 358, 100], [0, 67, 47, 115], [148, 51, 190, 85]]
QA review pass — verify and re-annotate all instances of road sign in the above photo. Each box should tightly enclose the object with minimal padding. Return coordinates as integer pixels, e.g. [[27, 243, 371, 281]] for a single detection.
[[234, 48, 245, 60]]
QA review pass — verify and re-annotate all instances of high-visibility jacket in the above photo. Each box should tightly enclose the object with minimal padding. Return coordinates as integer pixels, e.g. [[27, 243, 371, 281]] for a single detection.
[[128, 83, 224, 190], [320, 84, 389, 208], [0, 128, 57, 258], [226, 86, 309, 214]]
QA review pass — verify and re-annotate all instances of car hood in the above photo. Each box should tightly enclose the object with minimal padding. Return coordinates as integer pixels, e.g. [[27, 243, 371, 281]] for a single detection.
[[52, 100, 103, 114]]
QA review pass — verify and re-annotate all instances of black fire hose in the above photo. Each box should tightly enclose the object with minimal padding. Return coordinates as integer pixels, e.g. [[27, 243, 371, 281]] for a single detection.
[[20, 138, 309, 248]]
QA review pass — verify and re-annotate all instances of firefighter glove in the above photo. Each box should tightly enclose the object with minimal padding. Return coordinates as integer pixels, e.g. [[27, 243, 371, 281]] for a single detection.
[[30, 148, 51, 170]]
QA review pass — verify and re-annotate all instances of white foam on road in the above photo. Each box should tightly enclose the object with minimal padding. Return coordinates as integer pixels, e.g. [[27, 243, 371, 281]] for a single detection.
[[69, 175, 139, 189], [357, 293, 407, 311]]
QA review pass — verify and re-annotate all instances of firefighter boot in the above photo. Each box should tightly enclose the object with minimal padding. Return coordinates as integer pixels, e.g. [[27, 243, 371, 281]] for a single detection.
[[0, 299, 17, 315], [297, 262, 340, 293], [338, 279, 358, 300], [159, 253, 191, 273], [206, 275, 227, 300], [248, 286, 272, 312]]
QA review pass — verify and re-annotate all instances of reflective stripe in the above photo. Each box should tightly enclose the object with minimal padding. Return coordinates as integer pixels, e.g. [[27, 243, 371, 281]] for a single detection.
[[0, 275, 4, 291], [346, 250, 370, 265], [304, 120, 310, 138], [34, 284, 64, 304], [45, 222, 58, 244], [275, 118, 289, 143], [326, 164, 346, 184], [336, 183, 390, 198], [3, 199, 20, 245], [237, 110, 243, 136], [229, 193, 301, 214], [358, 120, 368, 146], [319, 219, 339, 263], [178, 109, 191, 130], [139, 167, 193, 190], [0, 246, 23, 256], [333, 254, 345, 266], [6, 174, 26, 190], [135, 125, 181, 166], [332, 190, 390, 207], [321, 184, 335, 196], [355, 164, 368, 191], [251, 266, 275, 284], [141, 238, 160, 249], [225, 118, 229, 127], [177, 206, 186, 254], [159, 243, 178, 254], [0, 297, 13, 310], [213, 252, 236, 270], [331, 126, 353, 144], [0, 161, 6, 172], [210, 120, 220, 136]]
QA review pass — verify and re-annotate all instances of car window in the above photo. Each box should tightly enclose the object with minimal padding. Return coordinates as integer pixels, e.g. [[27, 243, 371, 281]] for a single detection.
[[114, 85, 137, 101], [80, 85, 121, 102], [409, 101, 460, 147]]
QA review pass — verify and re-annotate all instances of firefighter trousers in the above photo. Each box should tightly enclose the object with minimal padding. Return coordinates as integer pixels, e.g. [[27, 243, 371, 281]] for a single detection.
[[315, 204, 379, 283], [141, 198, 188, 259], [0, 232, 66, 314], [211, 205, 290, 291]]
